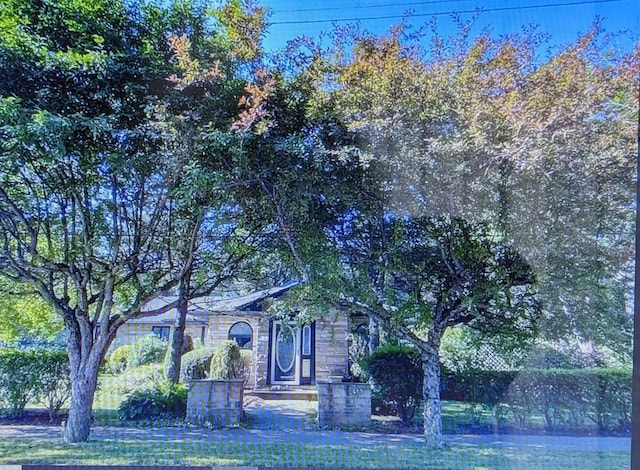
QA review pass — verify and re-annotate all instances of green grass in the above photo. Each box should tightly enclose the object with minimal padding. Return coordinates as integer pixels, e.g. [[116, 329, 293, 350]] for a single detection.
[[0, 434, 629, 469]]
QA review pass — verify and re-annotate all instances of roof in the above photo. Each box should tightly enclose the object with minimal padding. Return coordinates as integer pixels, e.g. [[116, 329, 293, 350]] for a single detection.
[[128, 282, 297, 324]]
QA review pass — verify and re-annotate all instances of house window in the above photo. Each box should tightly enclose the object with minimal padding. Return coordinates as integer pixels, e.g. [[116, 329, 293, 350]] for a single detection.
[[151, 326, 170, 341], [228, 321, 253, 349]]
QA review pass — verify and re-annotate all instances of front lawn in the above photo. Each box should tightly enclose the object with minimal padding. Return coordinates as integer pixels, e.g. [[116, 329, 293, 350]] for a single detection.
[[0, 432, 629, 469]]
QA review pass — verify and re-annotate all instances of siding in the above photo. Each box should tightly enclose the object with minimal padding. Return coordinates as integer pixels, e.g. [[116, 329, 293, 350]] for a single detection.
[[110, 323, 207, 350], [206, 314, 260, 389], [314, 310, 349, 382]]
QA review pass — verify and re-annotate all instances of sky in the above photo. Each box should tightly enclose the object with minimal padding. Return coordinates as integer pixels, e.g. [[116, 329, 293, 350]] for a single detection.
[[258, 0, 640, 54]]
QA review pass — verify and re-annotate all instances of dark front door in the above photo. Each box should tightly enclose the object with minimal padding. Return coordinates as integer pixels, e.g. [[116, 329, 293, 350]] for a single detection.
[[269, 321, 315, 385]]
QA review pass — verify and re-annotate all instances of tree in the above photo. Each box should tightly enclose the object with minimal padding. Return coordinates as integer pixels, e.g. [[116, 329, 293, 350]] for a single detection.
[[0, 0, 258, 441], [313, 23, 638, 361], [334, 215, 539, 446]]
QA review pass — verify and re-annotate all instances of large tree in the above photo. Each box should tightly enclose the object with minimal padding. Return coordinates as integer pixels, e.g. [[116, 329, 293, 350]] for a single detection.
[[312, 24, 638, 360], [327, 214, 539, 446], [0, 0, 259, 441]]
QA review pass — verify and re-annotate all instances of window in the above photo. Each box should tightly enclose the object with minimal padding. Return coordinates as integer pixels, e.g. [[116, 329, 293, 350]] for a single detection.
[[228, 321, 253, 349], [151, 326, 170, 341]]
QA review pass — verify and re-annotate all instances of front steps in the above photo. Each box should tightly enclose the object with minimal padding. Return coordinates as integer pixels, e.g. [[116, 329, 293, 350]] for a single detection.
[[245, 386, 318, 401]]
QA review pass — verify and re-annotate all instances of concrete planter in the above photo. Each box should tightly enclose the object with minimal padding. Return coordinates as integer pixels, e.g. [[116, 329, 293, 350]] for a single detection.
[[186, 379, 244, 427], [317, 381, 371, 427]]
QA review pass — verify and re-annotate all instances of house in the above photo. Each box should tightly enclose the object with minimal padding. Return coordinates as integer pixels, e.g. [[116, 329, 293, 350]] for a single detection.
[[113, 283, 351, 389]]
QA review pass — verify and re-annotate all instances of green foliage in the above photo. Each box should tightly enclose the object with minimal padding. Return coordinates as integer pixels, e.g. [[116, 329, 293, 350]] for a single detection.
[[210, 340, 244, 380], [128, 335, 168, 369], [239, 349, 252, 387], [118, 381, 187, 421], [108, 344, 133, 374], [0, 348, 70, 419], [366, 344, 423, 423], [0, 279, 62, 342], [180, 347, 215, 382], [442, 368, 632, 432]]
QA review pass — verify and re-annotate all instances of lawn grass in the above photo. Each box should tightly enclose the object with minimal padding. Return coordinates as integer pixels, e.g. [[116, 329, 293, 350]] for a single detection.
[[0, 434, 629, 469], [6, 372, 624, 469]]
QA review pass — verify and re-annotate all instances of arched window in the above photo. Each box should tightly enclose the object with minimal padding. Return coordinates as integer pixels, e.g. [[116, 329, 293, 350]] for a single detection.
[[228, 321, 253, 349]]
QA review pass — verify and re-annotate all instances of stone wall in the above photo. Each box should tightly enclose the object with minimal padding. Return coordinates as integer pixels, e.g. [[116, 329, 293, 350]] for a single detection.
[[186, 379, 244, 427], [314, 311, 349, 382], [317, 381, 372, 427]]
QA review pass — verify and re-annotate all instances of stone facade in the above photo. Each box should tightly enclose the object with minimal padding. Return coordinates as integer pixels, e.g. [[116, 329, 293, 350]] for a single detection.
[[111, 323, 207, 350], [314, 311, 349, 382], [206, 314, 259, 388], [254, 316, 270, 389], [317, 381, 372, 427], [186, 379, 244, 427]]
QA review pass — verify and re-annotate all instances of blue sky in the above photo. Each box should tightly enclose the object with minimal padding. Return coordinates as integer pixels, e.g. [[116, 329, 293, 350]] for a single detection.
[[258, 0, 639, 53]]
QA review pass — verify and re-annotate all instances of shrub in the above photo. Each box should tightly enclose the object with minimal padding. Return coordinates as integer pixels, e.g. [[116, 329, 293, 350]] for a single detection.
[[366, 344, 423, 423], [108, 344, 132, 374], [129, 335, 167, 368], [0, 348, 70, 419], [35, 351, 71, 420], [118, 381, 187, 420], [0, 349, 41, 417], [240, 349, 252, 387], [180, 347, 215, 382], [210, 340, 244, 380], [442, 368, 632, 432]]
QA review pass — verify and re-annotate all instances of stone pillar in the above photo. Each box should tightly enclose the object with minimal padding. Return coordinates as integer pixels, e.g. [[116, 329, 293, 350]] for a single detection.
[[254, 317, 270, 388], [186, 379, 244, 427], [317, 381, 372, 427]]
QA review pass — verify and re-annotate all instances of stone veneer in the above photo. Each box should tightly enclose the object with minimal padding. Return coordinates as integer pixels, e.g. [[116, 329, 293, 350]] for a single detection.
[[207, 310, 350, 389], [317, 381, 372, 427], [206, 314, 259, 388], [186, 379, 244, 427], [314, 311, 349, 382]]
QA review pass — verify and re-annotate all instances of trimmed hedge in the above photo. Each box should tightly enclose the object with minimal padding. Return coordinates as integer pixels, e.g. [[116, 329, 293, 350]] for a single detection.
[[441, 368, 631, 432], [118, 381, 187, 420], [210, 341, 244, 380], [366, 344, 423, 423], [108, 344, 132, 374], [0, 348, 70, 419], [128, 335, 168, 368], [180, 347, 215, 382]]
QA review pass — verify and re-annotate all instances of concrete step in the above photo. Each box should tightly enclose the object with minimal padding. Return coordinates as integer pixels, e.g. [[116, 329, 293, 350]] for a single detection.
[[246, 388, 318, 401]]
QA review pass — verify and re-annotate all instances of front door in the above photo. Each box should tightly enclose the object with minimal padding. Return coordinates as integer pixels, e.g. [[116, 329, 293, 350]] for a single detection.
[[269, 321, 315, 385]]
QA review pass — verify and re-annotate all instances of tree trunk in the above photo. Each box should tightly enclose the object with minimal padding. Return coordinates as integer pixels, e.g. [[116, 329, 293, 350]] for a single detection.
[[63, 365, 99, 443], [422, 350, 444, 448], [165, 271, 191, 383], [368, 316, 380, 353]]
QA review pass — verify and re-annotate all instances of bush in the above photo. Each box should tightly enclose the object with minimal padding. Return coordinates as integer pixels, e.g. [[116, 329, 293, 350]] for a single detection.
[[180, 347, 215, 382], [0, 348, 70, 419], [108, 344, 133, 374], [0, 349, 41, 417], [240, 349, 252, 387], [118, 381, 187, 420], [210, 341, 245, 380], [366, 344, 423, 423], [34, 351, 71, 420], [128, 335, 167, 369], [442, 368, 632, 432]]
